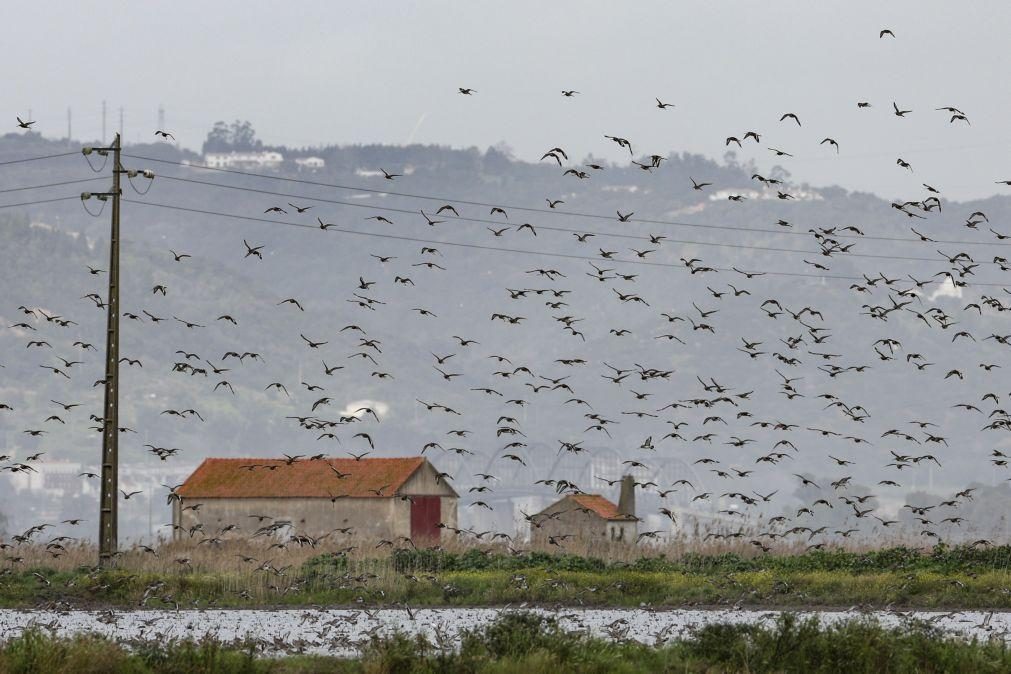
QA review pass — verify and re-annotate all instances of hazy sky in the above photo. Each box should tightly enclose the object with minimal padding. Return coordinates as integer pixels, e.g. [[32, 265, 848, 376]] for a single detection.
[[9, 1, 1011, 200]]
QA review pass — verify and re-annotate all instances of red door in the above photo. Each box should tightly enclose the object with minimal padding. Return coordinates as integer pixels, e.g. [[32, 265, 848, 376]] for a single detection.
[[410, 496, 441, 541]]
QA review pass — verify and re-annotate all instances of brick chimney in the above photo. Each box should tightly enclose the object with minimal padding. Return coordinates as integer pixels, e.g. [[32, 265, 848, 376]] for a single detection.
[[617, 474, 635, 518]]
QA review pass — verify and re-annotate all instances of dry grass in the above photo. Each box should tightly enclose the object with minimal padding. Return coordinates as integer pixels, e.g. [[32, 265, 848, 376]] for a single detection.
[[3, 525, 933, 575], [3, 527, 1004, 609]]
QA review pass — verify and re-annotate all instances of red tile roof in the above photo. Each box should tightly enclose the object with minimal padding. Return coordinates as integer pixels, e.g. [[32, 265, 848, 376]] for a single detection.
[[177, 457, 429, 499], [568, 494, 634, 521]]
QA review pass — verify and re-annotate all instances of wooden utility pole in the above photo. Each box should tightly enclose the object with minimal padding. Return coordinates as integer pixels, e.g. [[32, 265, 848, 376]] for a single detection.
[[82, 135, 152, 566], [99, 133, 122, 565], [80, 134, 123, 565]]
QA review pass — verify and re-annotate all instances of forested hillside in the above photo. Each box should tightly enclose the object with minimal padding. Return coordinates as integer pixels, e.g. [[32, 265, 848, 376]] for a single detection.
[[3, 128, 1011, 540]]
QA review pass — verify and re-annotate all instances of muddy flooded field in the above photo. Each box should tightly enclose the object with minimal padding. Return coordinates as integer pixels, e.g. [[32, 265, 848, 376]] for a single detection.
[[1, 607, 1007, 656]]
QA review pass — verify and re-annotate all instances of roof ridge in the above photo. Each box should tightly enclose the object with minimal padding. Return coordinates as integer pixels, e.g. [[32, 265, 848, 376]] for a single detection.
[[178, 456, 432, 499], [200, 456, 424, 461]]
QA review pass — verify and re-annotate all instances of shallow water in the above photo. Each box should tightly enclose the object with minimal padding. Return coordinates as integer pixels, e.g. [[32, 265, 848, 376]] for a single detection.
[[0, 607, 1007, 656]]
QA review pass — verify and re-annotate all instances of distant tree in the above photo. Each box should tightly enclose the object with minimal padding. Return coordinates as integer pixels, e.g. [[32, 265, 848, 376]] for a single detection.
[[490, 141, 515, 159], [0, 509, 7, 540], [768, 164, 792, 183], [818, 185, 848, 200], [484, 145, 512, 172], [230, 120, 261, 151], [202, 121, 231, 153], [202, 120, 263, 154]]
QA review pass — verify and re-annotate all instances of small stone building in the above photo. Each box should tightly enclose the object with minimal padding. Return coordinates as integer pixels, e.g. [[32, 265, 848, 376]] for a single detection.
[[173, 456, 457, 543], [531, 475, 638, 544]]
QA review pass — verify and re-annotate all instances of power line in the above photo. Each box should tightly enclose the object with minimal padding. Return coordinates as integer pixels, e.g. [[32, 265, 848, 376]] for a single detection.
[[126, 197, 1008, 285], [0, 154, 994, 271], [123, 153, 1009, 249], [148, 174, 1002, 266], [0, 195, 82, 210], [154, 174, 825, 257], [0, 151, 79, 167], [0, 154, 991, 273], [0, 177, 106, 194]]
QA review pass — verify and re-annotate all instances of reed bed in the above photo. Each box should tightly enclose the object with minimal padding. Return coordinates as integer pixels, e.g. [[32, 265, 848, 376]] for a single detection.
[[3, 524, 942, 575], [2, 534, 1011, 609]]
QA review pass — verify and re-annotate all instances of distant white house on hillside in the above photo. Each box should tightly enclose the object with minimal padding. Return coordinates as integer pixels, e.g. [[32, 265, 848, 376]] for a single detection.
[[294, 156, 325, 170], [204, 151, 284, 169], [707, 187, 823, 202]]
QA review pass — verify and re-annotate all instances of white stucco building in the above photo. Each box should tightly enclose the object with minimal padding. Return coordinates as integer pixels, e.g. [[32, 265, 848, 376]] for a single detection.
[[294, 156, 325, 170], [204, 151, 284, 169]]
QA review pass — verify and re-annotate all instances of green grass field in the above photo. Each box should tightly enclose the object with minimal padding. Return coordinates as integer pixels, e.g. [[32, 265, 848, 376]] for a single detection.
[[2, 545, 1010, 609]]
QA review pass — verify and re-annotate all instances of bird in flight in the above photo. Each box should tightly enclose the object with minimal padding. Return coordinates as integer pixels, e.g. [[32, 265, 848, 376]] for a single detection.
[[243, 240, 264, 259], [420, 210, 445, 226], [301, 334, 328, 349], [604, 135, 633, 155]]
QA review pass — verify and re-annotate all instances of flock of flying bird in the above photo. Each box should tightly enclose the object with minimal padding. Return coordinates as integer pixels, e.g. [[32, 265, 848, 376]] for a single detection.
[[4, 24, 1011, 571]]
